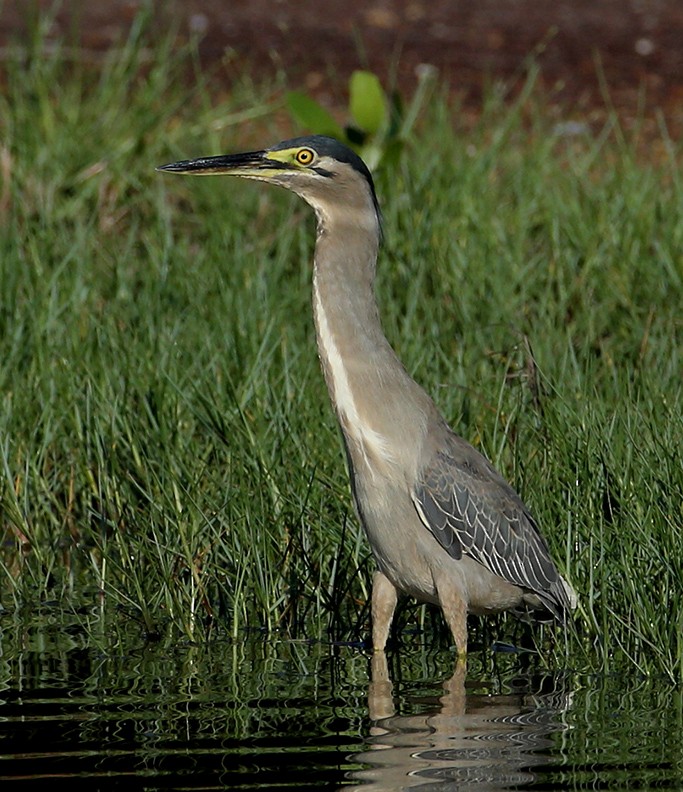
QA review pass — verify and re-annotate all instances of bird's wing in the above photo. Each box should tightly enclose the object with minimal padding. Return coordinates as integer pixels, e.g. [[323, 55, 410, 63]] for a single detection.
[[412, 431, 568, 613]]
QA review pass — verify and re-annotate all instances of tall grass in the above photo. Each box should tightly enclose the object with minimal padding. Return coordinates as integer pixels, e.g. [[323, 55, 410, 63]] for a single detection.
[[1, 15, 681, 680]]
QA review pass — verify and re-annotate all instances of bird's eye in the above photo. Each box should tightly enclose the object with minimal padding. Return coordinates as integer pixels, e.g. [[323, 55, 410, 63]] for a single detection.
[[295, 148, 315, 165]]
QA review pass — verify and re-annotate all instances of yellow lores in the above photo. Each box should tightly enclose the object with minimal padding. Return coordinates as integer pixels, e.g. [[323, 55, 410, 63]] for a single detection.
[[159, 135, 576, 657]]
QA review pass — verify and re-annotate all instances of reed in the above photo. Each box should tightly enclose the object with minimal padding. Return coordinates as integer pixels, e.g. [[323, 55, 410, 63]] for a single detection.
[[1, 14, 681, 680]]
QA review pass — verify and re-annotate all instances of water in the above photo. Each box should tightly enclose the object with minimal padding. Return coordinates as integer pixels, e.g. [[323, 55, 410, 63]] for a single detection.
[[1, 621, 682, 790]]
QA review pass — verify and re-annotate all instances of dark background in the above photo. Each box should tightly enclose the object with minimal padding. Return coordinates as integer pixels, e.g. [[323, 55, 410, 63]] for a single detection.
[[3, 1, 682, 128]]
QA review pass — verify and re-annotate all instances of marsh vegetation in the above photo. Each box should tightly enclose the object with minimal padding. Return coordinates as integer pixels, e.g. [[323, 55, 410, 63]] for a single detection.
[[1, 16, 681, 682]]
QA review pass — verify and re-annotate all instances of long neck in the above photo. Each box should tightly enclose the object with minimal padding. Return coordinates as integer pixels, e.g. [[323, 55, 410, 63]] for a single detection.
[[311, 213, 431, 475], [313, 218, 390, 363]]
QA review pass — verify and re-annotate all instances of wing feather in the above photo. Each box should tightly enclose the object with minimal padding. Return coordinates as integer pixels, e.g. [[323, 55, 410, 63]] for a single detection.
[[412, 430, 571, 617]]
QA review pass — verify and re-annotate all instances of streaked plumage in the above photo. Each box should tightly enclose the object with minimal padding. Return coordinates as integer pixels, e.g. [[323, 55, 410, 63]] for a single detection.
[[159, 135, 577, 657], [413, 431, 575, 621]]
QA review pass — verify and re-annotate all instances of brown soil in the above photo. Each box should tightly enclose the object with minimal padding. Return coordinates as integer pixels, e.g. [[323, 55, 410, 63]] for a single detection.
[[3, 0, 682, 128]]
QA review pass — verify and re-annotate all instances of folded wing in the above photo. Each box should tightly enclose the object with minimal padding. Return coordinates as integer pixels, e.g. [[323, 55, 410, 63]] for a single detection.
[[412, 431, 572, 620]]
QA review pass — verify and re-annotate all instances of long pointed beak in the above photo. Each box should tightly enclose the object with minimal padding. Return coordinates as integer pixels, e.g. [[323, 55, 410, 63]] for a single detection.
[[156, 150, 281, 177]]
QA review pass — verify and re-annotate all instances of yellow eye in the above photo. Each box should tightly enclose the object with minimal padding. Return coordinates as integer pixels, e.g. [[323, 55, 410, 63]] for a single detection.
[[295, 148, 315, 165]]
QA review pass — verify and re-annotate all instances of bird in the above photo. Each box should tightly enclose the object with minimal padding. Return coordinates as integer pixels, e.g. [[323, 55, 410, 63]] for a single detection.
[[158, 135, 577, 658]]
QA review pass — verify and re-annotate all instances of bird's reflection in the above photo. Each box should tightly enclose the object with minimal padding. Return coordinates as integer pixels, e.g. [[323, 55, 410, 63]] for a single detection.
[[345, 653, 572, 791]]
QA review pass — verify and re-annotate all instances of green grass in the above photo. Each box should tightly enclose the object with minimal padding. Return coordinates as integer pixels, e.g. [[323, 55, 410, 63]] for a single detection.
[[1, 14, 681, 680]]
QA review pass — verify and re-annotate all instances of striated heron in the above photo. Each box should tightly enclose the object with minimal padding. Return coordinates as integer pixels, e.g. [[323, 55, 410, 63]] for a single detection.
[[158, 135, 577, 657]]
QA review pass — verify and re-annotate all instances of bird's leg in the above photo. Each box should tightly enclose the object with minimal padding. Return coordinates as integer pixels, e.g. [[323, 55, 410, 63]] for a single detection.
[[438, 656, 467, 717], [371, 570, 398, 652], [434, 574, 468, 659], [368, 651, 395, 722]]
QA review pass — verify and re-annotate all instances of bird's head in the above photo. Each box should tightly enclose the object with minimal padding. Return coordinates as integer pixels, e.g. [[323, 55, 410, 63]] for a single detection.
[[158, 135, 380, 232]]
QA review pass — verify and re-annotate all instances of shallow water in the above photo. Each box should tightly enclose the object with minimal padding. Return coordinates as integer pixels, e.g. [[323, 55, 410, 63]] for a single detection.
[[1, 624, 682, 790]]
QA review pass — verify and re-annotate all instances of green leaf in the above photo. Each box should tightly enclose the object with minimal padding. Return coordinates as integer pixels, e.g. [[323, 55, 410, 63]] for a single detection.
[[349, 71, 387, 135], [285, 92, 344, 139]]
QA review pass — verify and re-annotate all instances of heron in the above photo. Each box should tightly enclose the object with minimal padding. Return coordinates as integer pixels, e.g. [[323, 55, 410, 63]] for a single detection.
[[158, 135, 577, 658]]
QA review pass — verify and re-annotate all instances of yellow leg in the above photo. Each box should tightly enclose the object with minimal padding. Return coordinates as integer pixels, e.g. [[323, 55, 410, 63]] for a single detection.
[[371, 570, 397, 652], [434, 574, 468, 658], [368, 651, 395, 721], [439, 655, 467, 716]]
